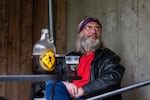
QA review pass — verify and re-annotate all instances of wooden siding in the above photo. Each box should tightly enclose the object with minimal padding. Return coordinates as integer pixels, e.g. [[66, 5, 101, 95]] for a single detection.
[[0, 0, 33, 99], [0, 0, 66, 99], [55, 0, 67, 54]]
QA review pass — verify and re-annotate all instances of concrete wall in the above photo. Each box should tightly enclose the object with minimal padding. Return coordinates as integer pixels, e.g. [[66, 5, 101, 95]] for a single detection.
[[67, 0, 150, 100]]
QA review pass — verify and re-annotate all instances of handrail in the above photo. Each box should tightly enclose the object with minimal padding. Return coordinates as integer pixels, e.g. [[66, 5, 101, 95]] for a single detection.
[[0, 75, 81, 82], [86, 79, 150, 100]]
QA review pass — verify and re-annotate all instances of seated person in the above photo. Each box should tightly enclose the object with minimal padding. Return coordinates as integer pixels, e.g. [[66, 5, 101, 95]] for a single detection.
[[47, 17, 125, 100]]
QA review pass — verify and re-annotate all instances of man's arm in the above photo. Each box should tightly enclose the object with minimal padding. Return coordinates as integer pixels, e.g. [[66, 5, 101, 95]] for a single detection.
[[83, 55, 125, 95]]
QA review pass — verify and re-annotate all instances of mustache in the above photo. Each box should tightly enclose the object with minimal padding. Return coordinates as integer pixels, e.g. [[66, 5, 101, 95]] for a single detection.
[[80, 34, 99, 39]]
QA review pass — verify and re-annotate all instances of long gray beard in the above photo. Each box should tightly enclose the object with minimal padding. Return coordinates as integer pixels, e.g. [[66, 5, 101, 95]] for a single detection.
[[76, 33, 101, 54]]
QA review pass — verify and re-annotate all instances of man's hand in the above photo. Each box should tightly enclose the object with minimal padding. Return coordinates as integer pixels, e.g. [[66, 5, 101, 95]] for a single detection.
[[63, 81, 78, 97], [74, 87, 84, 98], [63, 81, 85, 98]]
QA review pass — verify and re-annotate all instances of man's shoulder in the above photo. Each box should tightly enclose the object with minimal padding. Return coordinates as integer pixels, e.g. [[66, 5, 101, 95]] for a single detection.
[[96, 48, 118, 55], [95, 48, 120, 60]]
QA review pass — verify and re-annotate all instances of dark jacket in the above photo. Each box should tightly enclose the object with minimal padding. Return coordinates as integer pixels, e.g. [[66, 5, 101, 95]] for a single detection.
[[55, 48, 125, 100]]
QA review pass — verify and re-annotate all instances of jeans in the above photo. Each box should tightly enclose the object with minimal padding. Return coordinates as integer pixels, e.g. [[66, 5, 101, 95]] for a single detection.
[[46, 81, 85, 100]]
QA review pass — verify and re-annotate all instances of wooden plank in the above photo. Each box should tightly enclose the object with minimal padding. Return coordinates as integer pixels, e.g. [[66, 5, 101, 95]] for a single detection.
[[19, 0, 33, 99], [0, 0, 9, 98], [5, 0, 21, 99], [32, 0, 48, 44], [55, 0, 67, 54]]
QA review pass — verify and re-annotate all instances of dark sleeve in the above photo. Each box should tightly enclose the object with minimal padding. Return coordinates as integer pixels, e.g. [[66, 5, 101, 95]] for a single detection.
[[82, 50, 125, 95], [55, 57, 67, 75]]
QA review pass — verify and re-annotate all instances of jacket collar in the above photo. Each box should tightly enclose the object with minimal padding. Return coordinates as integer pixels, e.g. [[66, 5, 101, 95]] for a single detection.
[[93, 48, 105, 61]]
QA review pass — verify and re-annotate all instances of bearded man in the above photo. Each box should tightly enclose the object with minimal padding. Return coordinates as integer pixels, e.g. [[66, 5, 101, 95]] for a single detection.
[[46, 17, 125, 100]]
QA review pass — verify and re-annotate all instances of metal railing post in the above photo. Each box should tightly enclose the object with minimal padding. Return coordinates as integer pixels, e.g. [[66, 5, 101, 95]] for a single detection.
[[48, 0, 54, 43]]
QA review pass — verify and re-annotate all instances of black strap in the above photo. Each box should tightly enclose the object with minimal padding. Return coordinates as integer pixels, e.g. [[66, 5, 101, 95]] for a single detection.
[[49, 81, 57, 100]]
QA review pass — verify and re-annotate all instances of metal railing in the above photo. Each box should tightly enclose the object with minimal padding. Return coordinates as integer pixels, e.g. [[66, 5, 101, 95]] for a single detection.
[[0, 74, 149, 100], [0, 75, 81, 82], [86, 79, 150, 100]]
